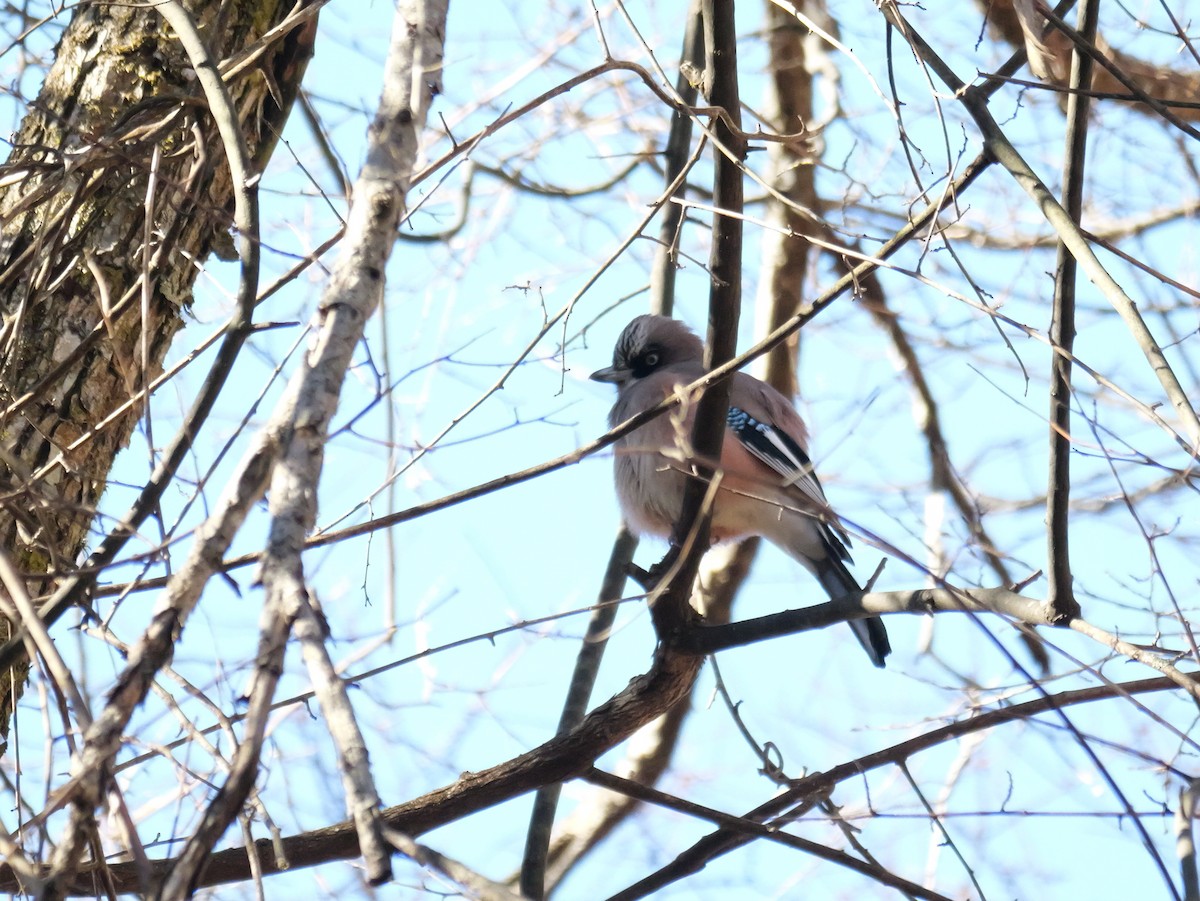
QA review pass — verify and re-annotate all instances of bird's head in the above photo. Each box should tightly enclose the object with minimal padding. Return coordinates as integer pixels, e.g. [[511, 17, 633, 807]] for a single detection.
[[589, 314, 705, 386]]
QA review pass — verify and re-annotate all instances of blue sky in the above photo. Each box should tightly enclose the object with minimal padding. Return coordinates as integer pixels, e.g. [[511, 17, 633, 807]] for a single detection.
[[2, 1, 1198, 898]]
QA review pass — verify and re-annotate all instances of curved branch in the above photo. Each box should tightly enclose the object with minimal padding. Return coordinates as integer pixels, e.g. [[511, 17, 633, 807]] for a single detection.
[[1, 647, 703, 895]]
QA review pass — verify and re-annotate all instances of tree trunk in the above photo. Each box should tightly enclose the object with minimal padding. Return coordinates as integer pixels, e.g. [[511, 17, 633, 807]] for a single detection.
[[0, 0, 317, 744]]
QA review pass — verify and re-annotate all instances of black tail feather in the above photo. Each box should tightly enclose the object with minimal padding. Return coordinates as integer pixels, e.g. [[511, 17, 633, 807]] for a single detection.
[[817, 558, 891, 668]]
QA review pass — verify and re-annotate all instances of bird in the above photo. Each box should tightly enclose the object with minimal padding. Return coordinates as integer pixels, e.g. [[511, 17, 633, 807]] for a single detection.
[[590, 314, 891, 667]]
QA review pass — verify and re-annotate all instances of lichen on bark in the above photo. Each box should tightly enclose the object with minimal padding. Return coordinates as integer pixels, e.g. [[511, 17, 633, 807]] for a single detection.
[[0, 0, 317, 745]]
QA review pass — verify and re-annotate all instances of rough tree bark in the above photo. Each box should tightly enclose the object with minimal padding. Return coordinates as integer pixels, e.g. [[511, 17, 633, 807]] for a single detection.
[[982, 0, 1200, 115], [0, 0, 318, 743]]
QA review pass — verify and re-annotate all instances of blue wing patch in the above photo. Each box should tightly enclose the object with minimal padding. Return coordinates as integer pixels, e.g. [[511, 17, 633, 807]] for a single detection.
[[726, 406, 851, 560]]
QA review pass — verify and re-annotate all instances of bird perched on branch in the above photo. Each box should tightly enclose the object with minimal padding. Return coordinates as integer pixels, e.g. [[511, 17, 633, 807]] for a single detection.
[[590, 314, 891, 667]]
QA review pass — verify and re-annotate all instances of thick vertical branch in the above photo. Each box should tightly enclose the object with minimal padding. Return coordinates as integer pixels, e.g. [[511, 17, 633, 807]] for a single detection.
[[520, 14, 707, 892], [699, 0, 746, 377], [657, 0, 745, 638], [649, 2, 706, 316], [35, 0, 447, 893], [0, 0, 317, 742], [1045, 0, 1099, 622]]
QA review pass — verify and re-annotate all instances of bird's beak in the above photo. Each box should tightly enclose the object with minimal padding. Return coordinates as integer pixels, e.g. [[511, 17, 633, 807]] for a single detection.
[[589, 365, 627, 383]]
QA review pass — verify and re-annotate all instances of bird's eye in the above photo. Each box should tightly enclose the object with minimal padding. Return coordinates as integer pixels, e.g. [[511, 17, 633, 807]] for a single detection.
[[643, 352, 660, 368]]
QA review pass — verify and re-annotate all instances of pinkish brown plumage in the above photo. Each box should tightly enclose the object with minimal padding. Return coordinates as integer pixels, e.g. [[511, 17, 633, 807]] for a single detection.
[[592, 314, 890, 667]]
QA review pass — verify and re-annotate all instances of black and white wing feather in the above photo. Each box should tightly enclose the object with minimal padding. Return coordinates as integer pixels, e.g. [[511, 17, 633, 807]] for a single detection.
[[726, 405, 852, 561]]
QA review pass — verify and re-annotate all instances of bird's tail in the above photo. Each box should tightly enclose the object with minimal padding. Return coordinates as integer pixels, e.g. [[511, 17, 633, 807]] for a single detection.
[[816, 557, 891, 668]]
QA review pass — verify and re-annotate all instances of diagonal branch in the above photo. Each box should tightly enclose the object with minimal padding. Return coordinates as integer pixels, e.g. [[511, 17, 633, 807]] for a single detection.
[[880, 2, 1200, 455], [218, 0, 451, 886], [605, 669, 1194, 898], [34, 0, 448, 892]]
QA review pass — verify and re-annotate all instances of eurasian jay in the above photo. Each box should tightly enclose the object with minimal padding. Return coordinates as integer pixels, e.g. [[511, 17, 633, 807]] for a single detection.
[[591, 314, 891, 667]]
